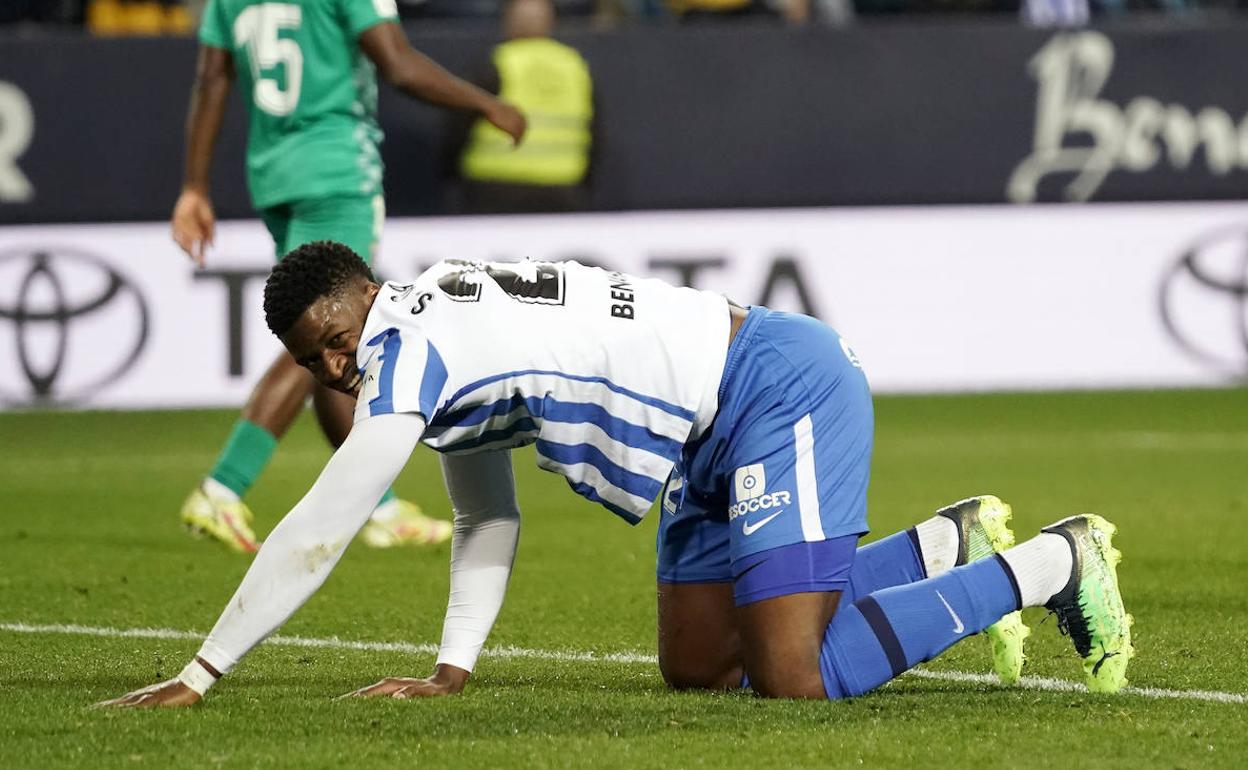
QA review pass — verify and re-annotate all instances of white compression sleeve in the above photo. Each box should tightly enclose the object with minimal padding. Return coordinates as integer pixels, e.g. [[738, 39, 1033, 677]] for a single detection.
[[195, 412, 426, 675], [435, 450, 521, 673]]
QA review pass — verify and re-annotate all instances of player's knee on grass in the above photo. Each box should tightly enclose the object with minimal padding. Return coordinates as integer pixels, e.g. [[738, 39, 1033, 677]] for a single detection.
[[658, 645, 743, 691], [737, 591, 841, 700], [746, 661, 827, 699], [657, 581, 743, 691]]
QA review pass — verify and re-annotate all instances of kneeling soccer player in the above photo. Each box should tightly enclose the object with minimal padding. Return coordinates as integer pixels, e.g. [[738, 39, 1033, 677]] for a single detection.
[[102, 244, 1133, 707]]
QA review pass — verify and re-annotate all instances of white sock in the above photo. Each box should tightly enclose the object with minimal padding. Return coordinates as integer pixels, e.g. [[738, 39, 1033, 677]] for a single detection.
[[1000, 533, 1073, 608], [913, 515, 959, 577], [202, 477, 240, 503]]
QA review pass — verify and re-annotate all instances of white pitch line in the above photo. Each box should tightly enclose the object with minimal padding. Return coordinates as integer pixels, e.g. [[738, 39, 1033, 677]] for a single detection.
[[0, 622, 657, 665], [905, 668, 1246, 705], [2, 622, 1243, 704]]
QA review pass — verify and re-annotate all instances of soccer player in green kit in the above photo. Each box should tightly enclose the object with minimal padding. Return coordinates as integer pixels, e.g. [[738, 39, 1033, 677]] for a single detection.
[[171, 0, 526, 552]]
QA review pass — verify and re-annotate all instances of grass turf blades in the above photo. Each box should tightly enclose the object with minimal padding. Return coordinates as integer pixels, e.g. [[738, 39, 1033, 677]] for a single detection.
[[1, 388, 1246, 768]]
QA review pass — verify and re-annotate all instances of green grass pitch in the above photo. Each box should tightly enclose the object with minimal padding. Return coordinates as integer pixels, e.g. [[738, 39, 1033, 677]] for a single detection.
[[1, 389, 1246, 768]]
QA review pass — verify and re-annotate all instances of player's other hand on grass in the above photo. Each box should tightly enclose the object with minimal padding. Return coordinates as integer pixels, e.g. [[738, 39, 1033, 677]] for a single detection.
[[171, 186, 217, 267], [487, 101, 527, 146], [97, 679, 202, 709], [340, 664, 469, 700]]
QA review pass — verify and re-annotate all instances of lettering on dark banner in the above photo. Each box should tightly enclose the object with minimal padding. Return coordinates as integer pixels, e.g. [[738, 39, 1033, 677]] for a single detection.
[[0, 82, 34, 204], [1009, 31, 1248, 203]]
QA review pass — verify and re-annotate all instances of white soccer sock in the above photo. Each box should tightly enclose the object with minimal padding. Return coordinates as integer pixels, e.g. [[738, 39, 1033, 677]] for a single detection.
[[913, 515, 959, 577], [202, 477, 240, 503], [1000, 533, 1073, 608]]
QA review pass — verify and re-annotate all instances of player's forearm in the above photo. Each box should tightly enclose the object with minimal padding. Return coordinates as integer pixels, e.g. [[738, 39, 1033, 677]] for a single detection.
[[435, 451, 521, 672], [436, 514, 520, 671], [182, 47, 233, 193], [195, 492, 368, 674], [190, 414, 425, 686], [387, 49, 499, 116]]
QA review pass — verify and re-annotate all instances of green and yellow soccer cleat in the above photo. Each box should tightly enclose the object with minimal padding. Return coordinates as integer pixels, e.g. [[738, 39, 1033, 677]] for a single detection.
[[984, 612, 1031, 685], [937, 495, 1031, 684], [360, 499, 452, 548], [1041, 514, 1134, 693], [180, 484, 259, 554]]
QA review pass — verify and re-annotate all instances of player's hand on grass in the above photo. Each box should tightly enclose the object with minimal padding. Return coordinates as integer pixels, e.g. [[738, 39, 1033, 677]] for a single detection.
[[486, 101, 527, 146], [97, 679, 202, 709], [171, 186, 217, 267], [339, 664, 469, 699]]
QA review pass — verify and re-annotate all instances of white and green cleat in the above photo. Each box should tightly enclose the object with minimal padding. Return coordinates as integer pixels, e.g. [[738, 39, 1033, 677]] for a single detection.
[[1041, 514, 1134, 693], [180, 483, 259, 554], [936, 495, 1031, 685], [360, 499, 452, 548]]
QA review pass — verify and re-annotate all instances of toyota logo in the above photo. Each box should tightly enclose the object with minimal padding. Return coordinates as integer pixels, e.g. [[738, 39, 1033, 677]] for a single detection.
[[1159, 227, 1248, 380], [0, 247, 149, 405]]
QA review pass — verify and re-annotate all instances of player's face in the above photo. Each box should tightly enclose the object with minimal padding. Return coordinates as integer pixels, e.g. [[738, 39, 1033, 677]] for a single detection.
[[281, 281, 380, 397]]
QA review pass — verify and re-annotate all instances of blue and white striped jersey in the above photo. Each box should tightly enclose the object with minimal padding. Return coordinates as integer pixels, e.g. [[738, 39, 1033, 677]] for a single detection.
[[353, 259, 731, 523]]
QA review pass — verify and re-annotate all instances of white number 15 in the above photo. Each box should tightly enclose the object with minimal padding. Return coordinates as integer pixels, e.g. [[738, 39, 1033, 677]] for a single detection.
[[233, 3, 303, 117]]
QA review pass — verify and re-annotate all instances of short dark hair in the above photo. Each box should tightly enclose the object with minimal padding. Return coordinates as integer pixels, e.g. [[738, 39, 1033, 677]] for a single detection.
[[263, 241, 375, 336]]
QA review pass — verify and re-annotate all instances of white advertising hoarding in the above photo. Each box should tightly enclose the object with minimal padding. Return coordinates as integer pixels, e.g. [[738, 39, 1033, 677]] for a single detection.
[[0, 202, 1245, 410]]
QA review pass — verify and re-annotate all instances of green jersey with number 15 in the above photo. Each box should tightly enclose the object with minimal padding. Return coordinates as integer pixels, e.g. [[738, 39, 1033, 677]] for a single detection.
[[199, 0, 398, 208]]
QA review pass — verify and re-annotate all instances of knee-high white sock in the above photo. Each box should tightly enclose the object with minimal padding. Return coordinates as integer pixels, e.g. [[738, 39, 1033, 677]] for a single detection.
[[912, 515, 959, 577], [1000, 533, 1073, 608]]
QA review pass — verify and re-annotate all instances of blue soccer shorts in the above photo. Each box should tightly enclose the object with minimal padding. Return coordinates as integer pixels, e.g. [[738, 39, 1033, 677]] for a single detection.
[[656, 306, 874, 606]]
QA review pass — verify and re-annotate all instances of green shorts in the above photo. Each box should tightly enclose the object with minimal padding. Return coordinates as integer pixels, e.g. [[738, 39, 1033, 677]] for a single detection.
[[260, 194, 384, 264]]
